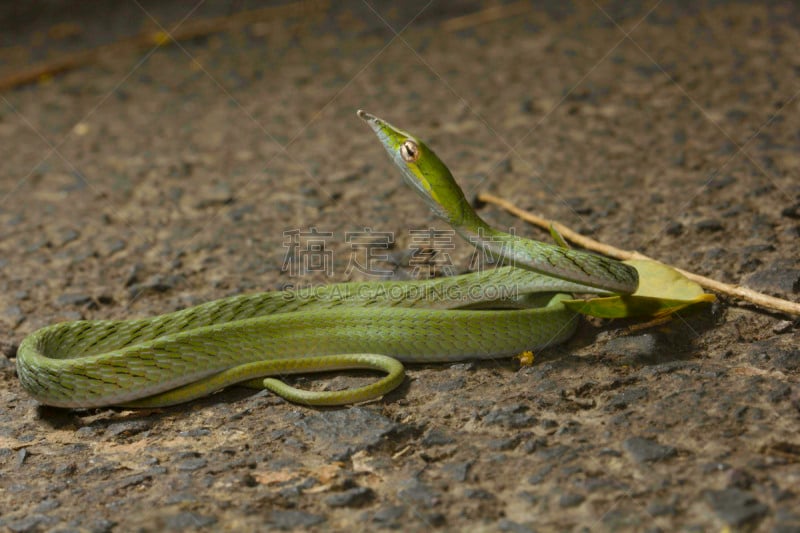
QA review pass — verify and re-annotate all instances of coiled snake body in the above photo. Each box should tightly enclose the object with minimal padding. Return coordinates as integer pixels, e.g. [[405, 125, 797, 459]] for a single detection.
[[16, 111, 638, 408]]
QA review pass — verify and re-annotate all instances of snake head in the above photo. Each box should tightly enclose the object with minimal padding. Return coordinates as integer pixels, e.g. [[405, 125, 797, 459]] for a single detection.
[[358, 110, 471, 224]]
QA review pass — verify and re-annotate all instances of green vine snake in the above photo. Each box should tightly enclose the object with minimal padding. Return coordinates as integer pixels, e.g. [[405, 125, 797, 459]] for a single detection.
[[16, 111, 638, 408]]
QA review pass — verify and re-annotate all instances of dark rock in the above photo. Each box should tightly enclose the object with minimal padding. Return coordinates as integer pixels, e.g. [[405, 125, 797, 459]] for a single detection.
[[177, 457, 207, 471], [87, 518, 116, 532], [781, 203, 800, 219], [747, 339, 800, 372], [604, 334, 661, 364], [442, 460, 471, 482], [743, 262, 800, 295], [482, 404, 536, 428], [1, 339, 17, 358], [623, 437, 677, 463], [371, 505, 405, 525], [3, 305, 24, 327], [268, 510, 325, 530], [326, 486, 375, 508], [464, 488, 494, 500], [7, 514, 52, 532], [535, 445, 575, 463], [397, 478, 440, 508], [694, 219, 724, 232], [647, 501, 677, 516], [56, 293, 92, 307], [432, 377, 466, 392], [497, 519, 536, 533], [665, 221, 684, 236], [163, 511, 217, 529], [606, 387, 649, 410], [528, 465, 553, 485], [297, 407, 406, 459], [704, 488, 768, 527], [421, 428, 455, 446], [105, 420, 152, 439], [559, 493, 585, 507]]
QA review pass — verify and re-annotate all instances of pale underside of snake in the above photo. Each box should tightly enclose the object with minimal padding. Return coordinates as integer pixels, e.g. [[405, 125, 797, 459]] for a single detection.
[[16, 111, 638, 408]]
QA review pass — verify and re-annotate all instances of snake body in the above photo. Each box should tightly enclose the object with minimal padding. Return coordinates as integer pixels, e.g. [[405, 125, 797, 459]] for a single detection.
[[16, 111, 638, 408]]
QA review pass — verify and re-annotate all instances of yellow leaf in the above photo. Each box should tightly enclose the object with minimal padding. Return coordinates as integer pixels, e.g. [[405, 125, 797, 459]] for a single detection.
[[563, 259, 716, 318]]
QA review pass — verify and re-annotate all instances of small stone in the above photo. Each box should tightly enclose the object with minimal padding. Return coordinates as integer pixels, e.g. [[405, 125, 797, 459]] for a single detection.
[[3, 305, 24, 327], [421, 428, 455, 446], [606, 388, 649, 410], [527, 464, 553, 484], [297, 407, 405, 459], [559, 493, 585, 507], [177, 457, 207, 471], [623, 437, 677, 463], [647, 501, 677, 516], [604, 335, 660, 364], [326, 487, 375, 508], [7, 514, 49, 533], [372, 505, 405, 525], [482, 404, 536, 428], [163, 511, 217, 529], [704, 488, 768, 527], [397, 478, 440, 508], [497, 519, 536, 533], [487, 437, 519, 451], [664, 221, 683, 237], [694, 219, 724, 232], [744, 262, 800, 295], [536, 445, 574, 463], [56, 293, 92, 307], [105, 420, 152, 439], [442, 460, 472, 482], [268, 510, 325, 530], [464, 488, 494, 500], [781, 203, 800, 219], [773, 320, 795, 334]]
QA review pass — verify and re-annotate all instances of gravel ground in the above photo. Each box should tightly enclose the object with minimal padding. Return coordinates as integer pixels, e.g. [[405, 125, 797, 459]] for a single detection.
[[1, 1, 798, 531]]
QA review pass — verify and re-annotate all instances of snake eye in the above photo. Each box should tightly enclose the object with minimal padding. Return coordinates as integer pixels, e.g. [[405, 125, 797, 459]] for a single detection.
[[400, 139, 420, 163]]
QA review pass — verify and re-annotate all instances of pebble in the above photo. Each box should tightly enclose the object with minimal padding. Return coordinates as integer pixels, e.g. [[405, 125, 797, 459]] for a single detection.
[[442, 460, 472, 482], [268, 510, 325, 530], [396, 478, 440, 508], [704, 488, 768, 527], [177, 457, 207, 471], [296, 407, 405, 459], [623, 437, 677, 463], [105, 420, 153, 439], [606, 387, 649, 410], [743, 260, 800, 295], [421, 428, 456, 446], [2, 305, 24, 327], [781, 203, 800, 219], [694, 218, 724, 232], [370, 505, 405, 526], [482, 404, 537, 428], [325, 486, 375, 508], [497, 519, 535, 533], [559, 493, 586, 507], [603, 334, 661, 364], [163, 512, 217, 530], [647, 501, 677, 516], [55, 293, 92, 307]]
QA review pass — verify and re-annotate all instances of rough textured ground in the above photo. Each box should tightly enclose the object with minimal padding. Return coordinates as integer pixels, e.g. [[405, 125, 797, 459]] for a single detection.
[[1, 1, 799, 531]]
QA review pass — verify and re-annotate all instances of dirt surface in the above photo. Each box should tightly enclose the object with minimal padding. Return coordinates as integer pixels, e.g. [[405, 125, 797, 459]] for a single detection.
[[1, 1, 799, 531]]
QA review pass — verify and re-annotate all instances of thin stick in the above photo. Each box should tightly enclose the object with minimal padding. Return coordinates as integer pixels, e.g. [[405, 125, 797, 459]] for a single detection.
[[478, 192, 800, 316], [441, 1, 532, 32]]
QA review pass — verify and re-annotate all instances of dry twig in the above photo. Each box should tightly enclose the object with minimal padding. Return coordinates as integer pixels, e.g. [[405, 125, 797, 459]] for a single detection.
[[478, 192, 800, 316]]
